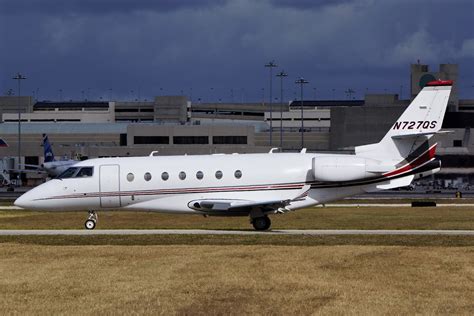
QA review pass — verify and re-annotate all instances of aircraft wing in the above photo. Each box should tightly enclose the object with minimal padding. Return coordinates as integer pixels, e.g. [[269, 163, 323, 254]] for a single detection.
[[4, 167, 47, 174], [19, 164, 42, 170], [188, 198, 292, 214], [188, 184, 310, 214]]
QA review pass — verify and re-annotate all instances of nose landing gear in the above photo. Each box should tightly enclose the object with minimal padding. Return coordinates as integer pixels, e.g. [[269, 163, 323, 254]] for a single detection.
[[84, 211, 98, 230]]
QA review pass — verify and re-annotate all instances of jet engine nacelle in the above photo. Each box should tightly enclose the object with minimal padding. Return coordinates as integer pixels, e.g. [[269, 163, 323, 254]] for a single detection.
[[312, 156, 385, 182]]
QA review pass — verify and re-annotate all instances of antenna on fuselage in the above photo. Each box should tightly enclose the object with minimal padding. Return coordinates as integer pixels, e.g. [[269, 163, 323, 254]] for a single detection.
[[300, 148, 307, 154], [268, 148, 279, 154], [149, 151, 159, 156]]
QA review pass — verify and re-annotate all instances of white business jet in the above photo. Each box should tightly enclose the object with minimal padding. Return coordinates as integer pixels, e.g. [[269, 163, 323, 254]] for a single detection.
[[15, 80, 452, 230]]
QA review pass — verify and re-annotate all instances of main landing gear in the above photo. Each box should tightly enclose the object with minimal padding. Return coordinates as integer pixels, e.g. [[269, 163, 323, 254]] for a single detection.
[[84, 211, 98, 230], [251, 215, 271, 231]]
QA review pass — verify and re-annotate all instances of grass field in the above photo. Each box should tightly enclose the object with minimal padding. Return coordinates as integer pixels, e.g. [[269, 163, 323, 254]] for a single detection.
[[1, 205, 474, 230], [1, 204, 473, 314], [1, 244, 473, 314]]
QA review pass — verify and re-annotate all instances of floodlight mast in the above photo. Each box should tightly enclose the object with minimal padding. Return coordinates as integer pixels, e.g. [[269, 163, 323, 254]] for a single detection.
[[276, 71, 288, 150], [12, 73, 27, 173], [295, 77, 309, 148], [265, 61, 278, 146]]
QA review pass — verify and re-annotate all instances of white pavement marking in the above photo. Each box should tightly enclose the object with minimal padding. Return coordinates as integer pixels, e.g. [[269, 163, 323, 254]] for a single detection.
[[0, 229, 473, 236]]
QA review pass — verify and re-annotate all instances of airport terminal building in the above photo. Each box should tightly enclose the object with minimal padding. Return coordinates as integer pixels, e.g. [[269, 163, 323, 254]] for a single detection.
[[1, 63, 473, 187]]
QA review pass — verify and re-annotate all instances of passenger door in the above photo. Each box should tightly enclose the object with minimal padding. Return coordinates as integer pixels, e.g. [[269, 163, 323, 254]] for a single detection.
[[99, 164, 121, 208]]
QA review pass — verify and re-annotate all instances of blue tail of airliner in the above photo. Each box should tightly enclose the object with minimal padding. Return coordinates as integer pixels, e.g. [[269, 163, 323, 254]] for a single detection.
[[43, 134, 55, 163]]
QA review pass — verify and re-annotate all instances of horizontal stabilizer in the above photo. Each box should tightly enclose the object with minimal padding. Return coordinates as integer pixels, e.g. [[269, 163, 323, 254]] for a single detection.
[[391, 130, 454, 139], [364, 175, 414, 193]]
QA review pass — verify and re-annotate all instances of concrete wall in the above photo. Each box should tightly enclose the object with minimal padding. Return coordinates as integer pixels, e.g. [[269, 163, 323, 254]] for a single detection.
[[330, 105, 406, 150], [255, 131, 330, 151], [264, 108, 330, 130], [0, 96, 33, 122], [154, 96, 188, 123], [3, 110, 114, 123], [127, 124, 255, 146]]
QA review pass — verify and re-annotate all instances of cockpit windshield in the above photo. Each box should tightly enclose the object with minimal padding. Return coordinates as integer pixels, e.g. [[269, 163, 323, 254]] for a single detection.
[[57, 167, 94, 179], [57, 167, 78, 179], [76, 167, 93, 177]]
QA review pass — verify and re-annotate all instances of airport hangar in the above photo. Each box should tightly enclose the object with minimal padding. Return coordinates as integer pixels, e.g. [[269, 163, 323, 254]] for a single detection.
[[0, 63, 473, 187]]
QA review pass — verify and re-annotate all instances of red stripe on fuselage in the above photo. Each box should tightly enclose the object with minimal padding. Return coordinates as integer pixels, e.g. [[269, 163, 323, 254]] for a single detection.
[[383, 144, 437, 178]]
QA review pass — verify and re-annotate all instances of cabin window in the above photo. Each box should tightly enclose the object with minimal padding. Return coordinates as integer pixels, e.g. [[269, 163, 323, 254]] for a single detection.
[[127, 173, 134, 182], [75, 167, 93, 177], [57, 167, 79, 179], [234, 170, 242, 179], [215, 170, 223, 179], [196, 171, 204, 180], [179, 171, 186, 180], [161, 172, 169, 181], [144, 172, 152, 181]]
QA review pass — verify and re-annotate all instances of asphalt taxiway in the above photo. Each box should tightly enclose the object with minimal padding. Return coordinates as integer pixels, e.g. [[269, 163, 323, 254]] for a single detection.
[[0, 229, 473, 236]]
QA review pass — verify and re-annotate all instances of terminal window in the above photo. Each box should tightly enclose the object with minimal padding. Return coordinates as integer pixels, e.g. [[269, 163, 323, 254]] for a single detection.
[[453, 140, 463, 147], [213, 136, 247, 144], [25, 156, 39, 170], [134, 136, 169, 144], [173, 136, 209, 144]]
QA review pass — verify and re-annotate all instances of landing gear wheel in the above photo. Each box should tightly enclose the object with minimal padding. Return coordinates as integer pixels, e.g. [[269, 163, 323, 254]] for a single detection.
[[85, 219, 96, 230], [252, 216, 271, 231], [84, 211, 98, 230]]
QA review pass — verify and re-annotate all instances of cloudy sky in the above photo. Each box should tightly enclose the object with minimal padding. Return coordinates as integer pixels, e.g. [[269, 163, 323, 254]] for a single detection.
[[1, 0, 473, 102]]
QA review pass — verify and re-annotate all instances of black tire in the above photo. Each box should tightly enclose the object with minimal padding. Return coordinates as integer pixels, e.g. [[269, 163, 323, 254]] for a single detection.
[[84, 219, 96, 230], [252, 216, 271, 231]]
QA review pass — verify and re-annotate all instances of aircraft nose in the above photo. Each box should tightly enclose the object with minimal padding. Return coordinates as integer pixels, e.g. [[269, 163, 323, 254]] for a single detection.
[[14, 191, 35, 209], [14, 180, 64, 210]]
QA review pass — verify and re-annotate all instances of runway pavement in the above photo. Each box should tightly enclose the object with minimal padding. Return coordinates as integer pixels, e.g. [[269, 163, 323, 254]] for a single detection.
[[2, 204, 474, 211], [1, 229, 473, 236]]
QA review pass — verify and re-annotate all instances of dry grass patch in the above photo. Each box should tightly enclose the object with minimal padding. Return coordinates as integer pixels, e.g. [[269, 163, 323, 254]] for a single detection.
[[1, 234, 474, 247], [1, 244, 473, 315]]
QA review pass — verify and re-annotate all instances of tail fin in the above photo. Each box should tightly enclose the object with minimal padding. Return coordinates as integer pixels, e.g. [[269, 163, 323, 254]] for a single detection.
[[43, 134, 55, 163], [356, 80, 452, 162], [0, 138, 8, 147]]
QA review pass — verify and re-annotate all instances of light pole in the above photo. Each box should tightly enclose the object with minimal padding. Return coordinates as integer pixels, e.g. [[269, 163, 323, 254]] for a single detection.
[[12, 73, 27, 171], [276, 70, 288, 150], [295, 77, 309, 149], [265, 61, 277, 146], [345, 88, 355, 100]]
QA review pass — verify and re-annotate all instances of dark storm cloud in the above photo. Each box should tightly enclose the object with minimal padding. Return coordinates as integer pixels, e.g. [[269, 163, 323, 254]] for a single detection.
[[0, 0, 229, 15], [1, 0, 473, 101], [270, 0, 353, 10]]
